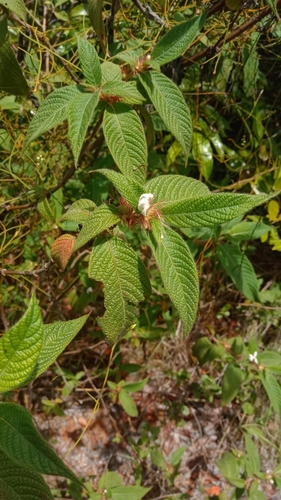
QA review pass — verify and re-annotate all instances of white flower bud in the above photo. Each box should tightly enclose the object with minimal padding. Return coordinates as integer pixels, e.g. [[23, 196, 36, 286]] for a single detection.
[[138, 193, 154, 216], [248, 351, 258, 364]]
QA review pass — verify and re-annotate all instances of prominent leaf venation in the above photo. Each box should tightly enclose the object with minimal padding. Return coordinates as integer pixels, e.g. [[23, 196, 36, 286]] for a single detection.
[[89, 236, 151, 342], [103, 103, 147, 184], [139, 71, 192, 159], [149, 227, 198, 336]]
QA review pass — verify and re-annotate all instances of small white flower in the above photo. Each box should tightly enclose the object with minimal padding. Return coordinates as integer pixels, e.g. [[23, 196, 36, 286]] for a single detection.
[[138, 193, 154, 216], [249, 351, 258, 364]]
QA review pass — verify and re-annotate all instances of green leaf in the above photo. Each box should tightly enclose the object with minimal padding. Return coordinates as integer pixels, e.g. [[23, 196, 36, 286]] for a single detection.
[[260, 369, 281, 416], [0, 403, 80, 484], [0, 16, 29, 96], [192, 337, 213, 365], [60, 198, 96, 222], [73, 205, 120, 251], [0, 295, 43, 392], [192, 132, 213, 180], [68, 91, 99, 165], [223, 221, 271, 240], [95, 169, 143, 208], [248, 488, 266, 500], [23, 85, 82, 151], [98, 471, 123, 489], [151, 449, 167, 469], [88, 236, 151, 343], [0, 449, 52, 500], [151, 12, 207, 66], [77, 35, 102, 86], [149, 227, 198, 337], [161, 193, 268, 228], [217, 243, 260, 302], [230, 336, 244, 355], [243, 33, 260, 97], [120, 377, 148, 392], [30, 315, 89, 381], [101, 61, 122, 83], [258, 351, 281, 367], [265, 0, 279, 17], [100, 80, 145, 105], [88, 0, 105, 50], [111, 486, 151, 500], [221, 363, 245, 405], [37, 197, 54, 222], [170, 447, 186, 467], [216, 452, 244, 488], [151, 218, 166, 244], [114, 48, 143, 67], [244, 434, 260, 475], [139, 71, 192, 160], [145, 174, 209, 203], [118, 389, 138, 417], [103, 103, 147, 184], [0, 0, 26, 21]]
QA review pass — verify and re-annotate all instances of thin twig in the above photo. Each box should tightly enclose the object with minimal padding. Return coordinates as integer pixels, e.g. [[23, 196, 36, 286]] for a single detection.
[[10, 14, 81, 84], [107, 0, 120, 46], [0, 260, 53, 277], [184, 2, 281, 66], [0, 306, 9, 332], [132, 0, 167, 26]]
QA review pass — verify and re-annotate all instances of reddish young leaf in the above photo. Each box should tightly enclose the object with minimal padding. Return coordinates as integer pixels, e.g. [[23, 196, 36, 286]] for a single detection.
[[51, 234, 76, 271]]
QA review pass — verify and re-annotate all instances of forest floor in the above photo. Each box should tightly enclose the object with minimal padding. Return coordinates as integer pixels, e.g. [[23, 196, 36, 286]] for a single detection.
[[14, 295, 281, 500]]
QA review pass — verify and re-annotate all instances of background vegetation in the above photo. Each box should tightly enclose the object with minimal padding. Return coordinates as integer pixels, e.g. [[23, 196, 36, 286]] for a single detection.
[[1, 0, 281, 499]]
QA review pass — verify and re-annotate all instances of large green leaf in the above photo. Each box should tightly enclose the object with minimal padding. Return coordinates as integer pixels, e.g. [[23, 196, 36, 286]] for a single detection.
[[221, 363, 245, 405], [149, 227, 198, 337], [68, 91, 99, 165], [77, 35, 102, 86], [0, 0, 26, 20], [96, 169, 143, 208], [161, 193, 268, 228], [100, 80, 145, 105], [60, 198, 96, 222], [101, 61, 122, 83], [73, 205, 120, 251], [88, 236, 151, 343], [260, 370, 281, 416], [23, 85, 82, 152], [0, 449, 52, 500], [0, 295, 43, 392], [30, 315, 89, 381], [139, 71, 192, 160], [88, 0, 105, 50], [0, 16, 29, 96], [145, 175, 209, 205], [217, 243, 260, 302], [103, 103, 147, 184], [192, 132, 213, 180], [151, 12, 207, 66], [0, 403, 80, 484]]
